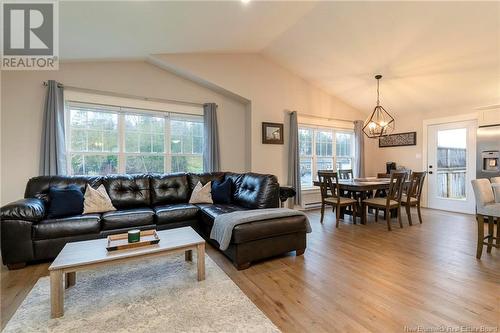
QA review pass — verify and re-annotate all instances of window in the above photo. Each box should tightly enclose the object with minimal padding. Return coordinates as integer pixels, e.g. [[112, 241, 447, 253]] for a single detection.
[[335, 132, 354, 171], [124, 113, 165, 173], [298, 126, 355, 188], [66, 102, 204, 175], [68, 108, 119, 175], [170, 118, 204, 173]]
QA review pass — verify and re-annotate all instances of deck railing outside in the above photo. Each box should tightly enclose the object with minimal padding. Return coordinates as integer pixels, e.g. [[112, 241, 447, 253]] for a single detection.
[[437, 147, 466, 199]]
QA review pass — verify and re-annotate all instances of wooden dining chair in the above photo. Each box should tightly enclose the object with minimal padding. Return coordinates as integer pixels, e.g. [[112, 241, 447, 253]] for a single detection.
[[400, 171, 426, 225], [338, 169, 353, 180], [337, 169, 354, 198], [491, 177, 500, 203], [317, 171, 358, 227], [362, 171, 406, 231]]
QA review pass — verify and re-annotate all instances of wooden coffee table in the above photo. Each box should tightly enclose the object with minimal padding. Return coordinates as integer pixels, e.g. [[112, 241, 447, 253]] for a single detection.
[[48, 227, 205, 318]]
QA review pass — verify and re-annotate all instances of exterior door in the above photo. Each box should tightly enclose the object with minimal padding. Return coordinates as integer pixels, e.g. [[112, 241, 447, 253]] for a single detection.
[[427, 120, 476, 214]]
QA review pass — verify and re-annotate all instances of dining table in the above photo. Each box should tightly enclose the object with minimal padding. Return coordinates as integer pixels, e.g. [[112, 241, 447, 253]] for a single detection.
[[312, 177, 395, 225]]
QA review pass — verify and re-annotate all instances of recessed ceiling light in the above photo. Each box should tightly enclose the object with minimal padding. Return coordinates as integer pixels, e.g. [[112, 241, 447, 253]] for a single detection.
[[241, 0, 251, 4]]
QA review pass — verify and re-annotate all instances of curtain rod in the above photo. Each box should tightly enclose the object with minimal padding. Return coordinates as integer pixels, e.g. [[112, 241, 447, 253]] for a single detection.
[[294, 111, 356, 123], [42, 81, 205, 107]]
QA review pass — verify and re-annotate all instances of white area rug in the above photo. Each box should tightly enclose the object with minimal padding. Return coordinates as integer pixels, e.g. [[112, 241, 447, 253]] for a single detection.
[[4, 254, 280, 333]]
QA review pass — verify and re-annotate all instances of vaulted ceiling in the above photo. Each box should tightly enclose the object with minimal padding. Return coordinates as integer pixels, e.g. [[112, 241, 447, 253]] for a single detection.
[[60, 1, 500, 116]]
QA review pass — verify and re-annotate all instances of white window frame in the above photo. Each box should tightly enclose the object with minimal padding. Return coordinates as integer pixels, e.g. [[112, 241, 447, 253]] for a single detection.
[[65, 100, 204, 175], [299, 125, 355, 189], [334, 129, 356, 171]]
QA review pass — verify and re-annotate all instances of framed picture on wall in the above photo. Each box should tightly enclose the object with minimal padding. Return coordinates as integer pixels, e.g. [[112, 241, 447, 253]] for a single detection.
[[379, 131, 417, 148], [262, 122, 284, 144]]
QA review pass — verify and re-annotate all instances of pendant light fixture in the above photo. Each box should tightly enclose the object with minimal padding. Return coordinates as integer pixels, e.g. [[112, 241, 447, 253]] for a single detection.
[[363, 75, 395, 138]]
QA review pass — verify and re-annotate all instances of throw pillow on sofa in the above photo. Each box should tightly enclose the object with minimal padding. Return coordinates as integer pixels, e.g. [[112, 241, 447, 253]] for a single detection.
[[47, 185, 84, 218], [83, 184, 116, 214], [189, 181, 213, 204], [211, 178, 232, 204]]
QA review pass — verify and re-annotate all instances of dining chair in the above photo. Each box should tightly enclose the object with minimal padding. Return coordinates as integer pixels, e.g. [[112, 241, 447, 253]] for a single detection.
[[491, 177, 500, 203], [400, 168, 412, 177], [400, 172, 427, 225], [375, 173, 390, 198], [338, 169, 353, 180], [471, 179, 500, 259], [362, 171, 406, 231], [317, 171, 358, 227], [338, 169, 354, 198]]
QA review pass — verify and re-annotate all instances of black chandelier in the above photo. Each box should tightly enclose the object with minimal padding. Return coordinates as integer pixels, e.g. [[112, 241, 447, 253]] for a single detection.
[[363, 75, 395, 138]]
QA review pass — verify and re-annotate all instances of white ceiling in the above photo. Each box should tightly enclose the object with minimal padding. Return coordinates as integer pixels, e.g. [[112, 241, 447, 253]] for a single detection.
[[60, 1, 500, 116], [60, 1, 316, 57]]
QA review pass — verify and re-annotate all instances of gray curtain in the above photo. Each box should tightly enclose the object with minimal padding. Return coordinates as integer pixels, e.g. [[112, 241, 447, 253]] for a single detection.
[[203, 103, 220, 172], [288, 111, 302, 205], [353, 120, 365, 178], [40, 80, 66, 175]]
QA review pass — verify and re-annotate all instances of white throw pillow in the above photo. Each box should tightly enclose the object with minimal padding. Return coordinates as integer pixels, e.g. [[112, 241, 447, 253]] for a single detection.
[[83, 184, 116, 214], [189, 181, 213, 204]]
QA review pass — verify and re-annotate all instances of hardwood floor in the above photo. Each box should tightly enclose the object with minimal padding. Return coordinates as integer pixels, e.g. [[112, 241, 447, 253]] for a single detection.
[[1, 208, 499, 332]]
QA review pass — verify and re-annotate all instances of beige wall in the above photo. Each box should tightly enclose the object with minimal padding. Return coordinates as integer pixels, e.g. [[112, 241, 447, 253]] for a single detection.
[[364, 108, 482, 178], [364, 112, 424, 177], [1, 61, 248, 205], [150, 53, 367, 184]]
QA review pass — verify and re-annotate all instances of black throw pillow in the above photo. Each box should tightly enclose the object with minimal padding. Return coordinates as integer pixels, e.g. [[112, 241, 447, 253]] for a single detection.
[[47, 185, 84, 218], [211, 178, 232, 204]]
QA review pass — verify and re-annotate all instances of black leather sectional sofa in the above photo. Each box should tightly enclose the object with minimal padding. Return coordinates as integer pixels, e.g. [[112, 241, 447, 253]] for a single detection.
[[1, 172, 308, 270]]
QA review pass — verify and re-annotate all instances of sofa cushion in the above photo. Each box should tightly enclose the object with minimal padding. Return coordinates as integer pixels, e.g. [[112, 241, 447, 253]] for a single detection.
[[150, 173, 189, 206], [197, 204, 247, 220], [25, 175, 103, 202], [154, 203, 200, 225], [189, 181, 213, 204], [83, 184, 116, 214], [33, 214, 101, 240], [103, 175, 150, 209], [188, 172, 225, 193], [47, 185, 84, 218], [231, 215, 308, 244], [212, 178, 233, 204], [101, 208, 154, 230], [233, 173, 279, 209]]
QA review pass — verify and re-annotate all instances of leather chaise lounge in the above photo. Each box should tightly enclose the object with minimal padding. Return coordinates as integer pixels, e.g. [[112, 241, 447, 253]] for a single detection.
[[1, 172, 308, 270]]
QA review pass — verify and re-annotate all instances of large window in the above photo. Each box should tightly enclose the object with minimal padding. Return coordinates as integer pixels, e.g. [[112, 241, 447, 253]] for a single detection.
[[67, 102, 204, 175], [299, 126, 355, 188]]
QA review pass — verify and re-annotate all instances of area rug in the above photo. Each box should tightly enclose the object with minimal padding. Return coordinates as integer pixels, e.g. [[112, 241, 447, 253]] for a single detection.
[[3, 254, 280, 333]]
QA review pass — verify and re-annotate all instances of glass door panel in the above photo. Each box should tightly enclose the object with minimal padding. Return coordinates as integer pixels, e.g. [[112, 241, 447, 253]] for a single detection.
[[427, 120, 476, 214], [436, 128, 467, 200]]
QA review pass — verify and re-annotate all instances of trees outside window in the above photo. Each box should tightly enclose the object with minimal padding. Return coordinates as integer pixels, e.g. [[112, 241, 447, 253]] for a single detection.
[[67, 102, 204, 175], [298, 126, 355, 188]]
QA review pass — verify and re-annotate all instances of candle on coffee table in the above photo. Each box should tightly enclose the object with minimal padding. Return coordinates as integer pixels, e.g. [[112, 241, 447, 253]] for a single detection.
[[128, 229, 140, 243]]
